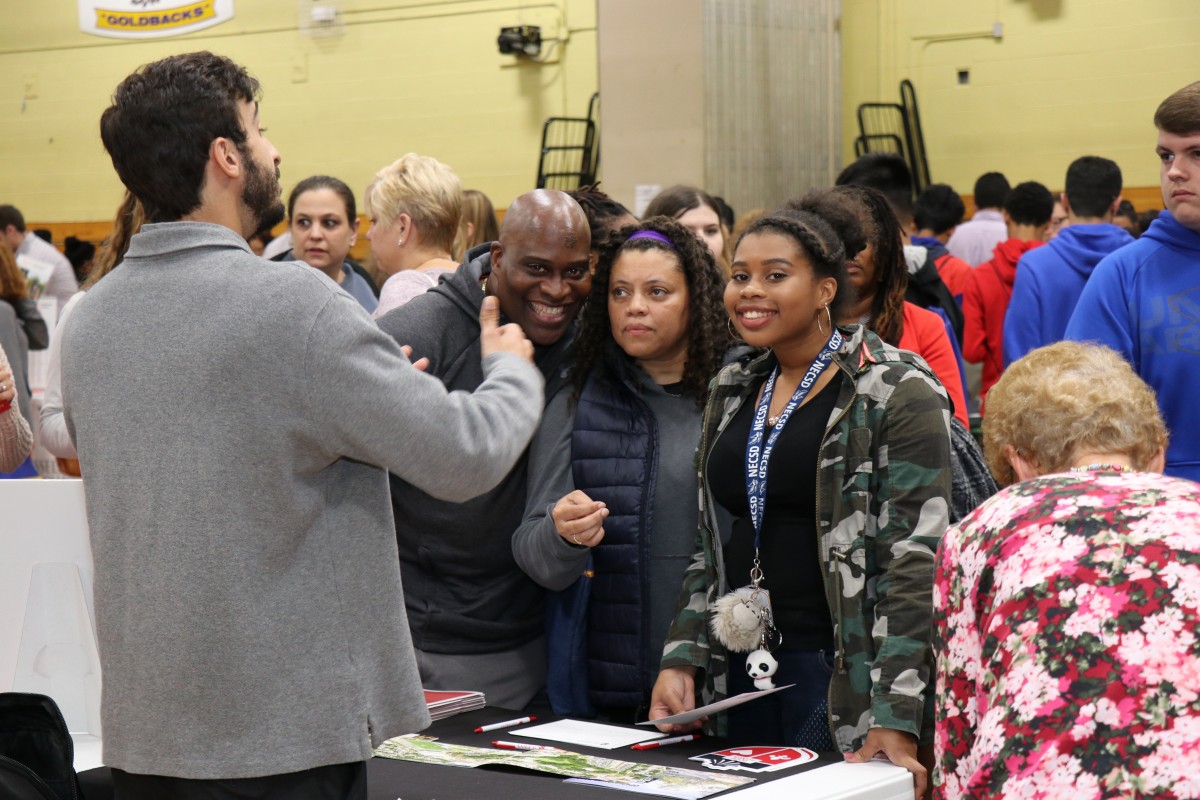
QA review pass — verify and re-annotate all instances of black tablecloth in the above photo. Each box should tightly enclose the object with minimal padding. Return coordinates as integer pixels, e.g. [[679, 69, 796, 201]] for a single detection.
[[80, 707, 841, 800]]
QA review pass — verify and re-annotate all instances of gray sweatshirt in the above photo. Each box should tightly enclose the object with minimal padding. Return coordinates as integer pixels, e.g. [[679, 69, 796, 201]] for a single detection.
[[61, 222, 543, 780]]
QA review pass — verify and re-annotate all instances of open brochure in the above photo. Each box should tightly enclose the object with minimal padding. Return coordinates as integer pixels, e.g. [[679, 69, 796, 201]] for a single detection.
[[374, 734, 754, 800]]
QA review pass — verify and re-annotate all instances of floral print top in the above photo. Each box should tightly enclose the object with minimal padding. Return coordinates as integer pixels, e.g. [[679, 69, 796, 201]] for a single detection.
[[934, 470, 1200, 799]]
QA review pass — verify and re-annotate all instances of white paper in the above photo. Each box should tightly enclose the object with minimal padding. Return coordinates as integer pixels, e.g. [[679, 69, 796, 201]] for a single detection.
[[512, 719, 666, 749], [636, 685, 795, 727]]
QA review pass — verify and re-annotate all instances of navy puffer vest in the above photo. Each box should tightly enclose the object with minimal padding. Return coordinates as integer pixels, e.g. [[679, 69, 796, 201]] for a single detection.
[[571, 353, 658, 709]]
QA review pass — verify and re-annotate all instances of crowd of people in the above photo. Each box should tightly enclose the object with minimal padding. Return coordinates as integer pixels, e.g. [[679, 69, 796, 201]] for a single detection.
[[1, 50, 1198, 800]]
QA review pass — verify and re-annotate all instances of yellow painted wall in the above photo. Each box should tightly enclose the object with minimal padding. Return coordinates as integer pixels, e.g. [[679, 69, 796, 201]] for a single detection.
[[0, 0, 598, 222], [841, 0, 1200, 207]]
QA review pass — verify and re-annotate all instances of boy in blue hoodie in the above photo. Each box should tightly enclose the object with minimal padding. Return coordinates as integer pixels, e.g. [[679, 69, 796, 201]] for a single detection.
[[1004, 156, 1133, 365], [1066, 82, 1200, 481]]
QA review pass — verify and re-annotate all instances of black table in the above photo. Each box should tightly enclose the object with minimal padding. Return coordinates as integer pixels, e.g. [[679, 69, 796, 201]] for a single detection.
[[366, 707, 840, 799], [79, 708, 841, 800]]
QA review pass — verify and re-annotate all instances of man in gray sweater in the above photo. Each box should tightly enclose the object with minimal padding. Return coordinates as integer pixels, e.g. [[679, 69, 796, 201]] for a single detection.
[[61, 52, 542, 799]]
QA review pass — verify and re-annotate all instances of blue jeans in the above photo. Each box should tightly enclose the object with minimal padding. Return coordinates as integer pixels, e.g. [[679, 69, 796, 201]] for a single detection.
[[726, 648, 836, 751]]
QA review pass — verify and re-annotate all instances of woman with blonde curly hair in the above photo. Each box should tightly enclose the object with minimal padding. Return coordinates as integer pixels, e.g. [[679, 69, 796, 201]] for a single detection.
[[934, 341, 1200, 799], [367, 153, 464, 317]]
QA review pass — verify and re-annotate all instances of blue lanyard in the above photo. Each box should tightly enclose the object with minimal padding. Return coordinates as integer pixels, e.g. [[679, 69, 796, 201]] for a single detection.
[[745, 329, 842, 548]]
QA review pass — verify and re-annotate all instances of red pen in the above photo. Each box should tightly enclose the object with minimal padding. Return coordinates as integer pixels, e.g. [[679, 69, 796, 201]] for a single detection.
[[474, 715, 536, 733], [491, 740, 560, 751], [632, 734, 700, 750]]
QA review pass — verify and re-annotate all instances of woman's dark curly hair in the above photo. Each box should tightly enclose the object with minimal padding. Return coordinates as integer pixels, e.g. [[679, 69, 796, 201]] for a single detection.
[[732, 209, 852, 322], [572, 216, 731, 405], [788, 186, 907, 345]]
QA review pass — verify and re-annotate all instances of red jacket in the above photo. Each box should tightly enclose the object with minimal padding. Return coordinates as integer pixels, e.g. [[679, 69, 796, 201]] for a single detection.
[[899, 302, 969, 426], [934, 252, 974, 300], [963, 238, 1045, 404]]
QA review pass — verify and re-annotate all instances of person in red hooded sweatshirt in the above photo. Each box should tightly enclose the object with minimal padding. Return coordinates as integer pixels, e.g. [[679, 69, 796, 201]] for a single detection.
[[962, 181, 1054, 408]]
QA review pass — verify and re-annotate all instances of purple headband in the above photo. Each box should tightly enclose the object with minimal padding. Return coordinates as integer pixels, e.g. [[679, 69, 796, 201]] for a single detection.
[[626, 229, 675, 249]]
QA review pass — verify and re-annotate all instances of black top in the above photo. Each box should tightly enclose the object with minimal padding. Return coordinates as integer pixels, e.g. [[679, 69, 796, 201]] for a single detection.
[[709, 371, 842, 650]]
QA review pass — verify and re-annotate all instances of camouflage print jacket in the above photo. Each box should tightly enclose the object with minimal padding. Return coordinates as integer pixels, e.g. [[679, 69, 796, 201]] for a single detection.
[[659, 324, 951, 751]]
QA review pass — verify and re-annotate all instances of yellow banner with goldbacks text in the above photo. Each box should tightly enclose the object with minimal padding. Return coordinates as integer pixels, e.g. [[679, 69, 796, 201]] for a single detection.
[[78, 0, 234, 39], [95, 0, 214, 32]]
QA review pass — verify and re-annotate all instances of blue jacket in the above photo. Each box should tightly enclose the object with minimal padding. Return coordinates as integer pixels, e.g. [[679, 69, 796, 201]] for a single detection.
[[1004, 223, 1134, 366], [570, 352, 658, 709], [1065, 212, 1200, 481]]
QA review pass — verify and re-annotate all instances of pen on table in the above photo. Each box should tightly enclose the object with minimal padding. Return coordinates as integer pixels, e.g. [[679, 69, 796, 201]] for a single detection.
[[474, 715, 536, 733], [632, 734, 700, 750], [492, 740, 560, 751]]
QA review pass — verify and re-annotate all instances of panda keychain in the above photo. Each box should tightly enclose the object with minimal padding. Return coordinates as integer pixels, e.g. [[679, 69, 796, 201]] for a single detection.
[[746, 648, 779, 690]]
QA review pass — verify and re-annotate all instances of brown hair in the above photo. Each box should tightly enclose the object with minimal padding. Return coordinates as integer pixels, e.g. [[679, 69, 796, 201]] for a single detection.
[[643, 184, 732, 273], [1154, 81, 1200, 135], [84, 191, 145, 290], [789, 186, 906, 345], [0, 246, 28, 303], [455, 189, 499, 259], [983, 341, 1168, 486]]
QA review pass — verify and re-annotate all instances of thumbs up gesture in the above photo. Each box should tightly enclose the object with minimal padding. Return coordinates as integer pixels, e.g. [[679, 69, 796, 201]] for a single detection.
[[480, 295, 534, 364]]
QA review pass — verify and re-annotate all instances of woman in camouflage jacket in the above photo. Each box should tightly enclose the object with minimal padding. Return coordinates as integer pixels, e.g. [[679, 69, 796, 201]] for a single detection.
[[649, 210, 952, 796]]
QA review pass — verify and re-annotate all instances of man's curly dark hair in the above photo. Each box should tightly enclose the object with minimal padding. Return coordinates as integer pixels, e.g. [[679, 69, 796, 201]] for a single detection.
[[101, 51, 261, 224], [572, 216, 731, 405]]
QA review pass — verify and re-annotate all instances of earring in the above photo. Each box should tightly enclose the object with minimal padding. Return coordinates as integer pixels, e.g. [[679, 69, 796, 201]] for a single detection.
[[817, 307, 827, 336], [397, 238, 404, 247], [824, 304, 834, 334], [727, 317, 740, 340]]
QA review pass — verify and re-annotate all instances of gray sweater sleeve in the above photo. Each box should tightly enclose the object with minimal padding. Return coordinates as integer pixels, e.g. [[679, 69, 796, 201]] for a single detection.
[[306, 292, 544, 502], [512, 387, 590, 590]]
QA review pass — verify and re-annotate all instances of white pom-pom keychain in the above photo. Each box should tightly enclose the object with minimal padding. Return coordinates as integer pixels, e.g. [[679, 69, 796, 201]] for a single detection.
[[710, 586, 772, 653]]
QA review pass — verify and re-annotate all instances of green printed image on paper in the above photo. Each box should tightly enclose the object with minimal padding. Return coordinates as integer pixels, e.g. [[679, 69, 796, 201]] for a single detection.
[[374, 735, 755, 799]]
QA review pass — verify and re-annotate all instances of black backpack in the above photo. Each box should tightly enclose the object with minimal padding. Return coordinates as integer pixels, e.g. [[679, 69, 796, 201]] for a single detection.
[[0, 693, 81, 800]]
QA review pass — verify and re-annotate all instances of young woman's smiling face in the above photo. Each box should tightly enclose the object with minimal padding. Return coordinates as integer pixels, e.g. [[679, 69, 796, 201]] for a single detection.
[[726, 230, 833, 352]]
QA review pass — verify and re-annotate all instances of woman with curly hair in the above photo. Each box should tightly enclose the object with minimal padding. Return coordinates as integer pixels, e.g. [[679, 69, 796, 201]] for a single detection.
[[649, 210, 952, 797], [513, 216, 731, 721]]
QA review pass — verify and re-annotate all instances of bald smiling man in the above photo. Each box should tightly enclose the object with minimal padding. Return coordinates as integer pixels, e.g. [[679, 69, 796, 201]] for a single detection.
[[377, 189, 592, 708]]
